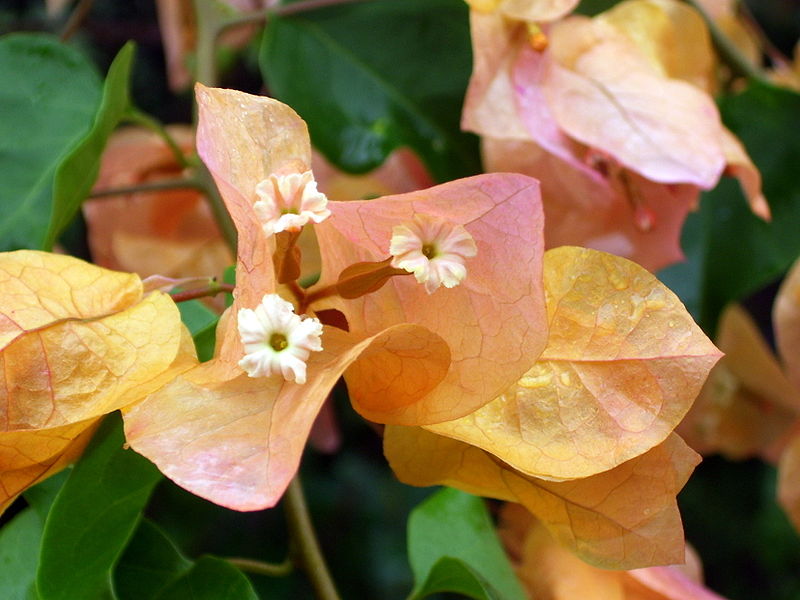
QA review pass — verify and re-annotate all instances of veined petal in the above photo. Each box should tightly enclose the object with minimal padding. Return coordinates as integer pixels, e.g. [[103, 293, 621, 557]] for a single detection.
[[124, 324, 450, 510], [313, 174, 548, 426]]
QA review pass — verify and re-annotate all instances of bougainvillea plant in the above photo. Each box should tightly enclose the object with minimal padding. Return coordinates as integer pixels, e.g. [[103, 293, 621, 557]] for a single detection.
[[1, 0, 799, 599]]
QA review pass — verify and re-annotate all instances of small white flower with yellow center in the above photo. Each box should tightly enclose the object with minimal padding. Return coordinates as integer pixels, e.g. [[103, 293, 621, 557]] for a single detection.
[[237, 294, 323, 384], [389, 214, 478, 295], [253, 171, 331, 236]]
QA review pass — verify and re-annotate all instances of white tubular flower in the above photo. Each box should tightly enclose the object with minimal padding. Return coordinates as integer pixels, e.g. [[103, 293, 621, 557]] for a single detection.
[[237, 294, 323, 384], [389, 214, 478, 294], [253, 171, 331, 236]]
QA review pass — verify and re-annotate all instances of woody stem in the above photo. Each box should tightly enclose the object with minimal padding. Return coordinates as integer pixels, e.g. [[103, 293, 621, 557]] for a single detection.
[[682, 0, 770, 85], [226, 556, 294, 577], [220, 0, 370, 31], [299, 285, 338, 314], [284, 477, 341, 600], [170, 283, 235, 303], [89, 178, 203, 199]]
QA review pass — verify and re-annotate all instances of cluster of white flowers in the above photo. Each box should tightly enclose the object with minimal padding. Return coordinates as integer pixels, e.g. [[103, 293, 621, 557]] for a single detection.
[[240, 181, 477, 383]]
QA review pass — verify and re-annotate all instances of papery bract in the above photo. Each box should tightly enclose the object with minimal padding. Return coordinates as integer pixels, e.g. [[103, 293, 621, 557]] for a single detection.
[[0, 250, 194, 509], [385, 425, 699, 569], [672, 256, 800, 533], [774, 258, 800, 529], [123, 85, 547, 511], [464, 0, 579, 24], [482, 138, 698, 270], [678, 304, 800, 460], [426, 246, 721, 479], [0, 420, 99, 513], [83, 126, 233, 282], [313, 174, 548, 426], [463, 0, 768, 271], [498, 503, 727, 599]]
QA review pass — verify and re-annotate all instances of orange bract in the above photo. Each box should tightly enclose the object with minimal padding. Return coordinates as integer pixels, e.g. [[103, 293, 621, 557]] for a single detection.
[[427, 247, 721, 479], [385, 426, 699, 569], [464, 0, 768, 271], [122, 85, 547, 511], [0, 250, 194, 510], [498, 503, 727, 599]]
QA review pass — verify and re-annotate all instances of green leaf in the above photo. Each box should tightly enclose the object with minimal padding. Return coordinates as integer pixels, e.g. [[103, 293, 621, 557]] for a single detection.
[[407, 488, 526, 600], [0, 509, 43, 600], [409, 556, 504, 600], [23, 469, 71, 523], [36, 414, 162, 600], [260, 0, 480, 182], [178, 299, 219, 361], [0, 33, 101, 251], [113, 519, 192, 600], [153, 556, 259, 600], [659, 81, 800, 332], [45, 42, 136, 249]]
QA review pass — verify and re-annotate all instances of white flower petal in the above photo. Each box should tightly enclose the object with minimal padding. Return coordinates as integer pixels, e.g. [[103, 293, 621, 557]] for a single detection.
[[389, 214, 477, 293], [237, 293, 324, 381], [253, 171, 330, 236]]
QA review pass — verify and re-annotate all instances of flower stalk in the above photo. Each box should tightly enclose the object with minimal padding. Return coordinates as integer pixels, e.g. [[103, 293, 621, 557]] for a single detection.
[[285, 477, 341, 600]]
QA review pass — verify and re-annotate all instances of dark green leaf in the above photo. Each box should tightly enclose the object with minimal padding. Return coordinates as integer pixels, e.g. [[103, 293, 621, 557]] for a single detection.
[[409, 556, 503, 600], [224, 265, 236, 308], [407, 488, 526, 600], [659, 81, 800, 332], [0, 33, 100, 251], [113, 519, 192, 600], [45, 42, 136, 249], [178, 299, 219, 361], [23, 469, 71, 523], [36, 414, 162, 600], [0, 509, 42, 600], [177, 299, 218, 335], [153, 556, 258, 600], [260, 0, 480, 181]]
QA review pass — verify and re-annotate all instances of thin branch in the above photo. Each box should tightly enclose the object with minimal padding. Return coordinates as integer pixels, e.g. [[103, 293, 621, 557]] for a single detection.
[[193, 0, 221, 86], [196, 163, 238, 254], [89, 178, 204, 199], [284, 477, 341, 600], [123, 108, 191, 168], [60, 0, 95, 41], [170, 282, 235, 303], [226, 556, 294, 577], [683, 0, 771, 85], [220, 0, 371, 32], [737, 1, 792, 69]]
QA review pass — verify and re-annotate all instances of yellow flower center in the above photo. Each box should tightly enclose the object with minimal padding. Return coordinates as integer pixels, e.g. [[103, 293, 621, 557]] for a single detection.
[[421, 243, 437, 259], [270, 332, 289, 352]]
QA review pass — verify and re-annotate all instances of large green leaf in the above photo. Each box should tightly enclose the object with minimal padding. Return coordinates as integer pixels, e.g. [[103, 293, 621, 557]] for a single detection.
[[36, 415, 162, 600], [409, 556, 504, 600], [0, 34, 101, 251], [113, 519, 192, 600], [407, 488, 526, 600], [260, 0, 480, 182], [44, 42, 135, 249], [153, 556, 259, 600], [658, 81, 800, 332], [0, 509, 42, 600], [23, 469, 71, 523]]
